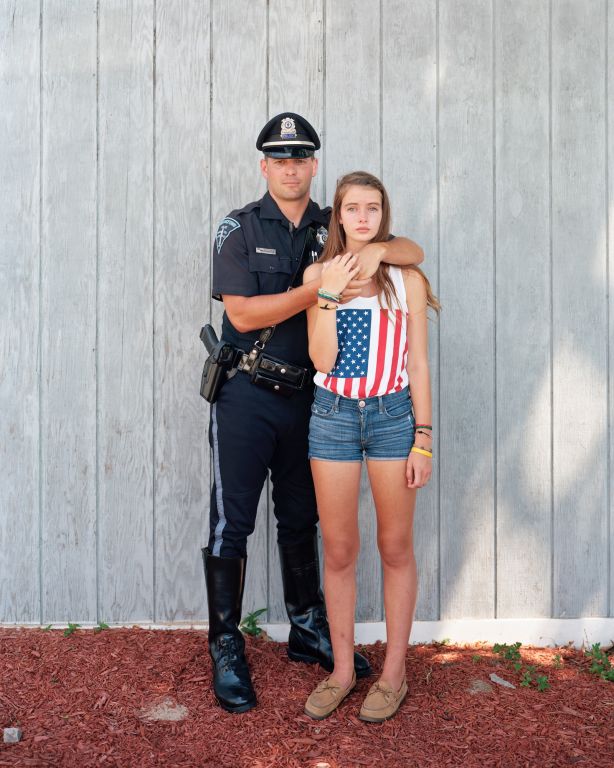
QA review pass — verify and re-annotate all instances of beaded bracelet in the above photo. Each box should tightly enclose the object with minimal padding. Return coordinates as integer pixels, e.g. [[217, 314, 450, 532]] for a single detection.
[[411, 446, 433, 458], [317, 288, 342, 303]]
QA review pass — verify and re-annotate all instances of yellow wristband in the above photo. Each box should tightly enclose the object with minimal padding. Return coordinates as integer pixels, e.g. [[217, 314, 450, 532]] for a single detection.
[[411, 446, 433, 458]]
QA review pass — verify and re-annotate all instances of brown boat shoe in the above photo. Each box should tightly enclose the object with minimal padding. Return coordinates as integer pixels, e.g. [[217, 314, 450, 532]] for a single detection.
[[304, 671, 357, 720], [358, 678, 408, 723]]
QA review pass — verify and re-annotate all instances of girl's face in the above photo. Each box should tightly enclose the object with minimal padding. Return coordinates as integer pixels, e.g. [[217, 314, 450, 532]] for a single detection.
[[338, 185, 383, 247]]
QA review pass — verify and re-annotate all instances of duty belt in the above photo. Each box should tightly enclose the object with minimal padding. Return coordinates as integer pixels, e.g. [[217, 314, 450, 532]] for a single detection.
[[233, 346, 313, 395]]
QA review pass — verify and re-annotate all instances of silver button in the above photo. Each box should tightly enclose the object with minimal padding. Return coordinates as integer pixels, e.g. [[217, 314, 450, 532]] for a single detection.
[[280, 367, 286, 374], [274, 385, 280, 391], [358, 400, 366, 408]]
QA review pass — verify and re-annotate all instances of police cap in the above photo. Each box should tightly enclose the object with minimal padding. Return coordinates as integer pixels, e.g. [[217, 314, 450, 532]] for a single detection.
[[256, 112, 320, 158]]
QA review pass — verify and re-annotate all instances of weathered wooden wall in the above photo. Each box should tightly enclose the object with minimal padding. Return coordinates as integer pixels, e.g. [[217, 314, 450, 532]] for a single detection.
[[1, 0, 612, 625]]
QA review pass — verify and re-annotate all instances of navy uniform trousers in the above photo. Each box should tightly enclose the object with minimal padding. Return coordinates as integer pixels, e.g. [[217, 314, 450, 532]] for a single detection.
[[208, 369, 318, 559]]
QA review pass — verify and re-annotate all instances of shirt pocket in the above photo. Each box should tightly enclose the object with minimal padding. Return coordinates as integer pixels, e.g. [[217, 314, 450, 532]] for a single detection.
[[248, 251, 292, 275]]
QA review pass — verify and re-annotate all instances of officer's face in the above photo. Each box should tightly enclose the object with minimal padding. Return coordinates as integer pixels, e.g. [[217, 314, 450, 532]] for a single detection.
[[260, 157, 317, 203]]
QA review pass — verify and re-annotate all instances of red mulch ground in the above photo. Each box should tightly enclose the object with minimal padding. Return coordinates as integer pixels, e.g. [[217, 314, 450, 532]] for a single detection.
[[0, 628, 612, 768]]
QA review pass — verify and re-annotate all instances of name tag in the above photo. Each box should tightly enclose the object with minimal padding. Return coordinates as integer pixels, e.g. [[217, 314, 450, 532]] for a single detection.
[[256, 247, 277, 255]]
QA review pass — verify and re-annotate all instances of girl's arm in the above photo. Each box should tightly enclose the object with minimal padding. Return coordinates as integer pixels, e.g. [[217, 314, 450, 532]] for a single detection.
[[304, 256, 359, 373], [404, 269, 433, 489]]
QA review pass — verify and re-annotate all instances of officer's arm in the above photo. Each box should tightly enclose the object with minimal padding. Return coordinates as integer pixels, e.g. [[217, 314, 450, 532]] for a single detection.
[[355, 237, 424, 279], [222, 280, 321, 333]]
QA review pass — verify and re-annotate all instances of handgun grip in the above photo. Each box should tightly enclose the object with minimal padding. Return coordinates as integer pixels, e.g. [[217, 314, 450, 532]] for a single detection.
[[200, 324, 219, 354]]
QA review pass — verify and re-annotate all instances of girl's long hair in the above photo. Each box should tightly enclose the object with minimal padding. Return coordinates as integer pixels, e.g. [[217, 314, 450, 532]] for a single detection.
[[320, 171, 440, 314]]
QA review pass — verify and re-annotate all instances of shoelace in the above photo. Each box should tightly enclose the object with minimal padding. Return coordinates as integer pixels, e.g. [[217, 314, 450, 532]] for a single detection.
[[369, 682, 397, 702], [217, 637, 241, 673], [315, 676, 354, 696]]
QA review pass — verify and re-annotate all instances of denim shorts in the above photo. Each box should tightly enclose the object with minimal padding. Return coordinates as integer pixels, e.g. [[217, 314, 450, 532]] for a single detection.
[[308, 386, 415, 462]]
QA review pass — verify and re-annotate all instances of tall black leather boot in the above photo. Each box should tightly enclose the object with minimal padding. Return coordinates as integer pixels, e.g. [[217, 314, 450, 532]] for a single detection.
[[202, 548, 257, 713], [279, 534, 372, 679]]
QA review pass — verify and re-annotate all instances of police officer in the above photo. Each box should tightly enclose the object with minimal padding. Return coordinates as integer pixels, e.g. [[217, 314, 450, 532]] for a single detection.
[[202, 113, 423, 713]]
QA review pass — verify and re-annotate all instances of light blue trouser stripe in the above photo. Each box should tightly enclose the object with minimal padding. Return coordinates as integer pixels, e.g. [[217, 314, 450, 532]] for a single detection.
[[211, 403, 226, 556]]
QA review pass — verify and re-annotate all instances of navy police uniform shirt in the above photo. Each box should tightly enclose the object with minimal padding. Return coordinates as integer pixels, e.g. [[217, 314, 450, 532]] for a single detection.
[[212, 192, 330, 368]]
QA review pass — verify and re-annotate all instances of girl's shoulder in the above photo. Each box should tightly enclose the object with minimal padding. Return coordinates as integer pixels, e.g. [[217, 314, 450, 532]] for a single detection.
[[400, 265, 427, 288], [400, 266, 428, 308]]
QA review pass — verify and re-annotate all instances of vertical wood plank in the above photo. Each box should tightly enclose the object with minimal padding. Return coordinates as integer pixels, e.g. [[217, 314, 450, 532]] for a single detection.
[[552, 0, 608, 617], [382, 0, 439, 621], [609, 0, 614, 619], [209, 0, 269, 619], [0, 1, 41, 623], [154, 0, 211, 621], [269, 0, 324, 207], [40, 0, 98, 623], [324, 0, 380, 195], [266, 0, 324, 622], [97, 0, 154, 622], [439, 0, 495, 618], [326, 0, 382, 621], [495, 0, 551, 617]]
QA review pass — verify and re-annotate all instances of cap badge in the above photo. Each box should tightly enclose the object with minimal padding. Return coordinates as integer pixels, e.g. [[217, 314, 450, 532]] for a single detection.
[[280, 117, 297, 139], [316, 226, 328, 246]]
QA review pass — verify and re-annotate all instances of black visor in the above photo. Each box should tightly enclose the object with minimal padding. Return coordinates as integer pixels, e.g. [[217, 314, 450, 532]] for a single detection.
[[263, 147, 315, 159]]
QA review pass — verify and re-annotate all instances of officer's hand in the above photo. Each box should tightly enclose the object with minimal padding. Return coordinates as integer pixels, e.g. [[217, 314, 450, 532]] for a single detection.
[[355, 242, 386, 279], [339, 277, 371, 302], [321, 253, 361, 296]]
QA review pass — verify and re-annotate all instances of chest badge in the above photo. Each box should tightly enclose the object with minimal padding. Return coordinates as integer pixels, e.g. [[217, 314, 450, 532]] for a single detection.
[[316, 226, 328, 247]]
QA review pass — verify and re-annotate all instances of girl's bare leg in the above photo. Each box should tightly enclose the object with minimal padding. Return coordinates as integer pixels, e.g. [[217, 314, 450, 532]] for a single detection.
[[366, 459, 417, 690], [310, 459, 362, 688]]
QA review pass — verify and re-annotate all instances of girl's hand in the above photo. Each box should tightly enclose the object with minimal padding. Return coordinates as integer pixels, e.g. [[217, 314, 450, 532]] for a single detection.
[[406, 451, 432, 489], [321, 253, 361, 296]]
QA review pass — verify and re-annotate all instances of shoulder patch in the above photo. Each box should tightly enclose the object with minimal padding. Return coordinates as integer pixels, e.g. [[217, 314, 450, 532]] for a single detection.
[[215, 217, 241, 253]]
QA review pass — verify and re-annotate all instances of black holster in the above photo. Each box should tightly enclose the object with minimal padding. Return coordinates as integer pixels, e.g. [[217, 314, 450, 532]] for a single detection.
[[199, 325, 236, 404]]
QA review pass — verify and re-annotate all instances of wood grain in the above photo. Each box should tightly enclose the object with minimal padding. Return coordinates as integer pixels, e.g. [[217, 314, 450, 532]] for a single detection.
[[495, 0, 551, 618], [97, 0, 155, 623], [40, 0, 98, 623], [0, 0, 41, 623], [551, 0, 608, 617], [154, 0, 211, 621], [438, 0, 495, 619], [609, 0, 614, 620]]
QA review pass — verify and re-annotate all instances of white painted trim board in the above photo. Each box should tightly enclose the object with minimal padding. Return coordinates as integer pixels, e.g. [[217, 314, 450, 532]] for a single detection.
[[3, 618, 613, 648]]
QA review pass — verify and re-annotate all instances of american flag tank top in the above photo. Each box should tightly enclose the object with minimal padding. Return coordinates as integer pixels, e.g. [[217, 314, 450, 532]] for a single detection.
[[313, 266, 409, 398]]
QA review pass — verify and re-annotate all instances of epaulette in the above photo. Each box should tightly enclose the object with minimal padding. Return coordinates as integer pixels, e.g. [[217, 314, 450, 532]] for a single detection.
[[227, 199, 261, 219]]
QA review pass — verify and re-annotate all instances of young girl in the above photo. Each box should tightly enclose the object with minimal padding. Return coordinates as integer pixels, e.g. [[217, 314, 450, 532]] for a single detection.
[[302, 171, 439, 722]]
